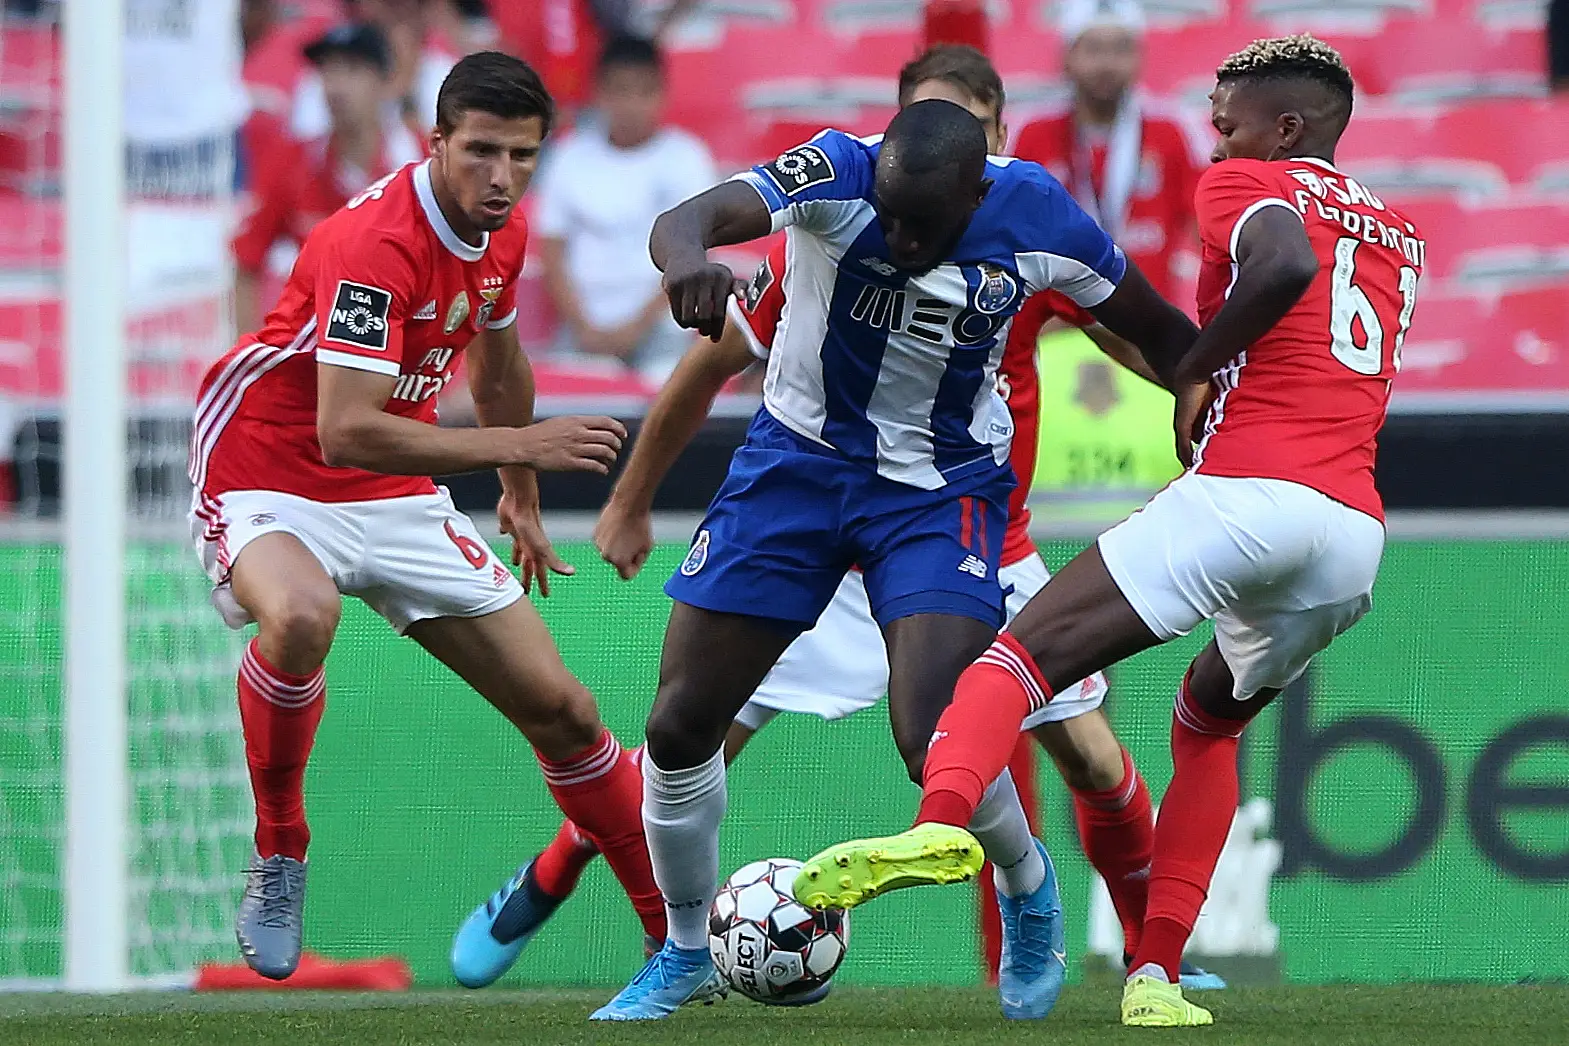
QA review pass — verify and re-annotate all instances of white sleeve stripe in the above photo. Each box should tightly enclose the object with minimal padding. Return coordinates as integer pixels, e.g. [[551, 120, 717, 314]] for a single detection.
[[485, 308, 518, 330], [726, 297, 769, 360], [1229, 198, 1301, 261], [315, 348, 401, 377], [1016, 250, 1118, 308]]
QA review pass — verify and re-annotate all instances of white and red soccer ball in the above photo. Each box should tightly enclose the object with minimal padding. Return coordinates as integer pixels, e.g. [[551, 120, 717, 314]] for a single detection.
[[709, 857, 849, 1004]]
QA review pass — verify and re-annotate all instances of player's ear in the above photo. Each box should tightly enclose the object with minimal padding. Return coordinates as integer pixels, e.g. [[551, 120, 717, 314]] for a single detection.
[[427, 126, 445, 159], [1276, 111, 1305, 152]]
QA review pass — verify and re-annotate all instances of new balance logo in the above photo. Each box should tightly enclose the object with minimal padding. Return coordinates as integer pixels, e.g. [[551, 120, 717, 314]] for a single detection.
[[412, 299, 438, 321], [958, 555, 988, 579], [860, 256, 898, 276]]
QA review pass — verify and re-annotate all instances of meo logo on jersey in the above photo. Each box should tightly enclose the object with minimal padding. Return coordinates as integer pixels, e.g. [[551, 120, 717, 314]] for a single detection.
[[326, 281, 391, 350], [763, 145, 835, 197]]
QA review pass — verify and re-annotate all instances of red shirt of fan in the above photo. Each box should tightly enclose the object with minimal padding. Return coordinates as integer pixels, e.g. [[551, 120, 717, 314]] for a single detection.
[[1191, 158, 1426, 523], [1012, 106, 1205, 301], [733, 241, 1093, 567], [191, 160, 527, 504], [231, 130, 424, 273]]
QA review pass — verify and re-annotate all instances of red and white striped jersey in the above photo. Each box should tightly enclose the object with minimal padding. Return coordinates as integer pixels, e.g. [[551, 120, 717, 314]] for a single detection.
[[191, 160, 528, 503], [1192, 157, 1425, 522], [731, 239, 1094, 568]]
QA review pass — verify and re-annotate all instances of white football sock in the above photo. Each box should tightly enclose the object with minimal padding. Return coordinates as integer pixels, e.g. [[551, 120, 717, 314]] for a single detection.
[[642, 749, 728, 951], [968, 769, 1046, 898]]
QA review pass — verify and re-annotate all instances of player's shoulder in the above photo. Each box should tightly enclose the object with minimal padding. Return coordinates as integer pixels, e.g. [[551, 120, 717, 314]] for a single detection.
[[302, 163, 426, 264], [985, 154, 1076, 208], [752, 128, 877, 203], [1197, 157, 1290, 196]]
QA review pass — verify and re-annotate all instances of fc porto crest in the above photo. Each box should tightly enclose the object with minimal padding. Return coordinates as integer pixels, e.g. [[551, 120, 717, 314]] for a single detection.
[[973, 262, 1018, 315], [680, 529, 711, 576]]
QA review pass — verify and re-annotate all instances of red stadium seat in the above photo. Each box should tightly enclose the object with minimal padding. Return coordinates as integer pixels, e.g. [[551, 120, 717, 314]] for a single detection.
[[1398, 288, 1569, 405], [1396, 196, 1569, 280]]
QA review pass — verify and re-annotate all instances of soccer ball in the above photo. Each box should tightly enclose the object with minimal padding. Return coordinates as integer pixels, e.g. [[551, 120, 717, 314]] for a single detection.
[[709, 857, 850, 1004]]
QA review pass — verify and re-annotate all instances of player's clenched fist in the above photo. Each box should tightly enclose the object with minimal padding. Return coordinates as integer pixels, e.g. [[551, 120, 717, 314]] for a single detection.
[[593, 500, 655, 580], [661, 256, 748, 342], [517, 416, 627, 473]]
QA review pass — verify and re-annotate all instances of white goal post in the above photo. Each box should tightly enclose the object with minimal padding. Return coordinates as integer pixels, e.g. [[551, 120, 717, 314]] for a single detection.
[[62, 0, 128, 993]]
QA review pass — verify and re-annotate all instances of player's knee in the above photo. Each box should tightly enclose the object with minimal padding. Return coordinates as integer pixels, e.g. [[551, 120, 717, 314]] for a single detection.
[[644, 702, 723, 771], [257, 590, 340, 670], [514, 678, 603, 761]]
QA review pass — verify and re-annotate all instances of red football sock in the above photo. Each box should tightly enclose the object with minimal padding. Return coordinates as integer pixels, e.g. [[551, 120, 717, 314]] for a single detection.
[[538, 731, 666, 941], [1130, 678, 1247, 982], [916, 633, 1053, 828], [237, 637, 325, 861], [1071, 748, 1154, 957], [532, 818, 600, 901]]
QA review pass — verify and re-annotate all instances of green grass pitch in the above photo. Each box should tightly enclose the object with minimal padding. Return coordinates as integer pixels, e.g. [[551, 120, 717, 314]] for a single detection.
[[1, 985, 1566, 1046]]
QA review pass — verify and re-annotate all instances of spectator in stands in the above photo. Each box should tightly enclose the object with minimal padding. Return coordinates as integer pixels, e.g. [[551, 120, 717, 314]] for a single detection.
[[490, 0, 700, 114], [239, 0, 332, 186], [533, 35, 717, 384], [1012, 0, 1205, 302], [232, 22, 423, 332], [290, 0, 459, 140]]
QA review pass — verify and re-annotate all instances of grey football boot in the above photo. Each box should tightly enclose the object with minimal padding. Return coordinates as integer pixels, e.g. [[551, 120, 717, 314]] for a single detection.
[[235, 849, 307, 979]]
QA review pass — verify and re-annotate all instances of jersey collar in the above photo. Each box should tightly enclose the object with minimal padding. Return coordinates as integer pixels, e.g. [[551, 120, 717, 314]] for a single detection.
[[413, 159, 488, 262], [1292, 156, 1341, 173]]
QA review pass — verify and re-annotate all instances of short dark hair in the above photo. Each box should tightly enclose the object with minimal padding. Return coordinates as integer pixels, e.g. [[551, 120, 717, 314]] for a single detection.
[[1216, 34, 1354, 120], [436, 51, 555, 137], [597, 34, 663, 78], [897, 44, 1005, 120], [882, 98, 988, 181]]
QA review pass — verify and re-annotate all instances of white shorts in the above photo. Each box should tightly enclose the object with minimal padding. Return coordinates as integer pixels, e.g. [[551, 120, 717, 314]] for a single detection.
[[1097, 472, 1385, 700], [732, 553, 1108, 732], [190, 487, 523, 635]]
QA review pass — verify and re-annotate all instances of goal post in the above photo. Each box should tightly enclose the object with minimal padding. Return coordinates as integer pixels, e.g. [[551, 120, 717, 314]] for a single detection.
[[62, 0, 129, 993]]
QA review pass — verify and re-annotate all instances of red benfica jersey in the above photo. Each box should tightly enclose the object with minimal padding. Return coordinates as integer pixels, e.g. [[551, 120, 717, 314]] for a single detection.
[[1192, 158, 1425, 522], [191, 161, 527, 504], [232, 130, 423, 273], [734, 241, 1093, 567], [1012, 105, 1205, 301]]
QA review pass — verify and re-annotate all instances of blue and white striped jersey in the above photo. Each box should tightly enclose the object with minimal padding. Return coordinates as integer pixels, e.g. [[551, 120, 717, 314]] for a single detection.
[[734, 129, 1126, 490]]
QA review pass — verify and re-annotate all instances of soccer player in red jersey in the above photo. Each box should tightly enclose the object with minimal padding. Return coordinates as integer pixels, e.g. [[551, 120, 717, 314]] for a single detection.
[[796, 36, 1424, 1028], [454, 45, 1219, 1005], [190, 52, 666, 981]]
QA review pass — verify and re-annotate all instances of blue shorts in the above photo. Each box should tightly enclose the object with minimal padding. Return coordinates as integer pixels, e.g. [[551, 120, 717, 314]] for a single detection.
[[665, 410, 1012, 630]]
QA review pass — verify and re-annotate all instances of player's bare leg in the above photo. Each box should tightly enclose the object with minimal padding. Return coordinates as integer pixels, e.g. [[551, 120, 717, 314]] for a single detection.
[[593, 603, 800, 1021], [413, 599, 667, 987], [226, 534, 342, 980]]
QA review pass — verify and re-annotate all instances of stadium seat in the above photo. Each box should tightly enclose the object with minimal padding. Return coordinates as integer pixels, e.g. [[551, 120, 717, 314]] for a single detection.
[[1396, 196, 1569, 281], [1398, 288, 1569, 404]]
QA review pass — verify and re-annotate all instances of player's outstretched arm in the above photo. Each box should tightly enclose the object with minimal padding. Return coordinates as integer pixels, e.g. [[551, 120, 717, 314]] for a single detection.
[[1169, 207, 1317, 466], [1087, 261, 1200, 389], [316, 362, 626, 477], [1083, 325, 1162, 386], [648, 181, 771, 341], [595, 321, 757, 580]]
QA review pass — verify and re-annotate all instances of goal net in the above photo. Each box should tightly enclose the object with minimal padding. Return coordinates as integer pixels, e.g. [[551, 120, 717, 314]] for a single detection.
[[0, 0, 250, 988]]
